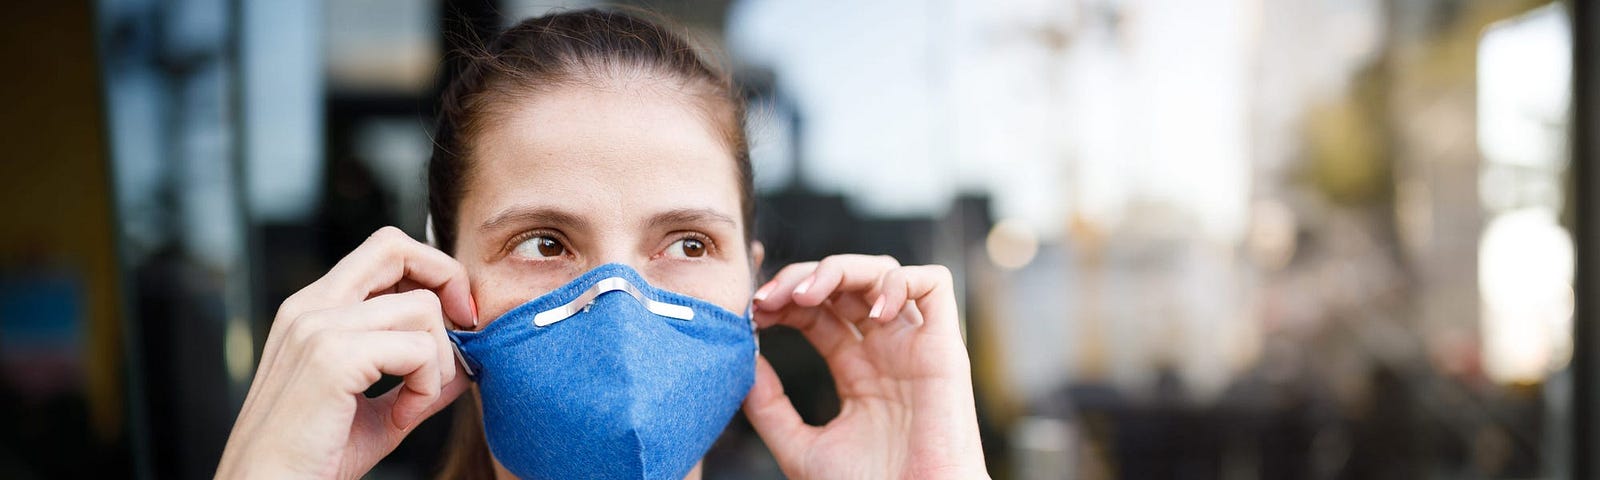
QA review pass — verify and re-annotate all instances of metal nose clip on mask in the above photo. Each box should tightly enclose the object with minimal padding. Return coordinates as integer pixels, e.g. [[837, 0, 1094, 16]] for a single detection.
[[448, 263, 757, 480], [531, 276, 695, 327]]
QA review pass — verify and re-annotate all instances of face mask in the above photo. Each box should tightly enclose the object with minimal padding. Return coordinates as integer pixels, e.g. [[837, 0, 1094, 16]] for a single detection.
[[448, 263, 757, 479]]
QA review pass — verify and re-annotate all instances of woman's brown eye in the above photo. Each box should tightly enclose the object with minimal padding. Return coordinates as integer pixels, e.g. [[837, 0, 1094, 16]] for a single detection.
[[537, 237, 565, 257], [677, 238, 706, 258], [513, 235, 565, 259]]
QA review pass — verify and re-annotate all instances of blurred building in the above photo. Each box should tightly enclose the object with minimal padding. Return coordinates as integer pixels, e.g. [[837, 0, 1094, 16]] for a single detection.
[[0, 0, 1593, 479]]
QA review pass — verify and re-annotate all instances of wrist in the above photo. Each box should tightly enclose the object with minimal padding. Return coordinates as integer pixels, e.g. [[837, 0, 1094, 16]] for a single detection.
[[216, 437, 300, 480], [908, 448, 988, 480], [911, 463, 990, 480]]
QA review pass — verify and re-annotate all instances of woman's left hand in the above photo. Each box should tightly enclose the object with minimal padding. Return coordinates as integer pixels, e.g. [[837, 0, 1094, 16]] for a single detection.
[[743, 254, 989, 480]]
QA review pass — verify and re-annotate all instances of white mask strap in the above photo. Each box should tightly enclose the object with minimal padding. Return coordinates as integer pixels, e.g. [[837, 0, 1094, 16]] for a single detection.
[[425, 214, 439, 248]]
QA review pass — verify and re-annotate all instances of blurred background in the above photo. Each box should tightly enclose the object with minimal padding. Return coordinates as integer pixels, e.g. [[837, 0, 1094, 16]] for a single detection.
[[1, 0, 1596, 478]]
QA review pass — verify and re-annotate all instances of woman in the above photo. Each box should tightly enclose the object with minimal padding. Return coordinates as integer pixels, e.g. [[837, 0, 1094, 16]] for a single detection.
[[216, 8, 986, 479]]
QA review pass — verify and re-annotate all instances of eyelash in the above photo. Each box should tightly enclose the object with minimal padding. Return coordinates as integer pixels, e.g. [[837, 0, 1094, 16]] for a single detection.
[[504, 229, 571, 260], [660, 231, 716, 259], [502, 230, 718, 260]]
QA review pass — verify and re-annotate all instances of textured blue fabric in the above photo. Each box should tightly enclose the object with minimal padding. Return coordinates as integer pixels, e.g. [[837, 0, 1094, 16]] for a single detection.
[[448, 264, 757, 479]]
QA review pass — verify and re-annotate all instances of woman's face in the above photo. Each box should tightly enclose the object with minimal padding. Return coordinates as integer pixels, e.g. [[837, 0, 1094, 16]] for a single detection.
[[452, 82, 760, 325]]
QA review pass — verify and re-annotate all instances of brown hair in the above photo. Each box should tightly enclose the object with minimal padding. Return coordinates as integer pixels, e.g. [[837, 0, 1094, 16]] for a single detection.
[[427, 7, 752, 255], [428, 8, 753, 479]]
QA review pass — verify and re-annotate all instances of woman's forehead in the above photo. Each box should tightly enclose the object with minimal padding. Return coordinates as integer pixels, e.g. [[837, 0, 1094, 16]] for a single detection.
[[485, 84, 729, 159], [463, 85, 742, 225]]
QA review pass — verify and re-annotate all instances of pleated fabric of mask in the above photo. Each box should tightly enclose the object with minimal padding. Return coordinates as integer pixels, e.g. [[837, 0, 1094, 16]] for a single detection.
[[449, 263, 757, 479]]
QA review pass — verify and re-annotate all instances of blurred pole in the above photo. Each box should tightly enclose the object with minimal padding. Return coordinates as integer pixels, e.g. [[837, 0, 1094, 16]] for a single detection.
[[225, 0, 254, 409], [1571, 0, 1598, 478], [235, 0, 323, 404]]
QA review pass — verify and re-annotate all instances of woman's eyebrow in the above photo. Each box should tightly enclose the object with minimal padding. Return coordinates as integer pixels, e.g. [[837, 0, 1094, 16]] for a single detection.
[[646, 208, 738, 231], [480, 206, 589, 232]]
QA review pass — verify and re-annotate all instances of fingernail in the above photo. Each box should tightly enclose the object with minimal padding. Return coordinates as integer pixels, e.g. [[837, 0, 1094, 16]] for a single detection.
[[753, 282, 774, 302], [793, 277, 814, 296], [868, 295, 886, 319], [470, 296, 480, 327]]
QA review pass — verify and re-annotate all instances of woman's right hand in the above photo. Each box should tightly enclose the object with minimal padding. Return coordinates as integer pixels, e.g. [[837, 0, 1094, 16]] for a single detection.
[[216, 227, 479, 479]]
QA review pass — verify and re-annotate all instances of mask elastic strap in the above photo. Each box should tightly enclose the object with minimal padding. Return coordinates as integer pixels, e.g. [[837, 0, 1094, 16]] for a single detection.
[[428, 215, 478, 377], [746, 270, 761, 351], [424, 214, 439, 248], [448, 335, 477, 378], [744, 302, 761, 351]]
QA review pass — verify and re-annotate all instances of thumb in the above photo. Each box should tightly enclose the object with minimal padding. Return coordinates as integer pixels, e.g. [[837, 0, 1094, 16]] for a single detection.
[[368, 364, 473, 451], [337, 372, 472, 478], [743, 354, 816, 460]]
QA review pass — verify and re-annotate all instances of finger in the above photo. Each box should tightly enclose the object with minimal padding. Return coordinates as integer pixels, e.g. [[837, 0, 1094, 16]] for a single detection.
[[318, 226, 477, 329], [869, 266, 910, 324], [790, 254, 899, 308], [370, 366, 472, 434], [873, 265, 956, 332], [755, 302, 862, 357], [752, 261, 817, 320], [266, 228, 467, 353], [742, 354, 816, 464], [758, 303, 904, 400], [330, 290, 457, 388], [336, 360, 470, 473], [248, 228, 473, 428], [361, 330, 443, 430], [823, 291, 875, 326], [390, 276, 427, 296], [299, 329, 440, 427]]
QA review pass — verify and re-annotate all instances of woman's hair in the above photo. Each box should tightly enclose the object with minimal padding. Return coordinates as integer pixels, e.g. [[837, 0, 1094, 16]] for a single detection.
[[428, 8, 753, 479], [426, 7, 753, 254]]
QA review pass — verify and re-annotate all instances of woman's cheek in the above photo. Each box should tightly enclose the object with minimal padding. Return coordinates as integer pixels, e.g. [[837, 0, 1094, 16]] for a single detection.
[[470, 264, 570, 327], [651, 262, 752, 313]]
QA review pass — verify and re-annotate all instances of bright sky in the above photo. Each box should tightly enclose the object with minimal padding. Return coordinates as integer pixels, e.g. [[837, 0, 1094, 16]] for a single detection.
[[729, 0, 1259, 243]]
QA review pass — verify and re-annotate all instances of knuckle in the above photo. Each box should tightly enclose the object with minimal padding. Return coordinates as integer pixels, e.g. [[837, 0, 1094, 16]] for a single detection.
[[445, 255, 468, 276], [368, 226, 413, 253], [402, 331, 429, 349], [302, 331, 344, 366], [778, 261, 816, 278], [402, 289, 443, 311], [277, 284, 334, 320], [883, 271, 912, 299], [372, 225, 406, 241], [816, 255, 842, 269], [276, 292, 309, 322], [409, 332, 440, 358], [438, 337, 456, 364], [882, 266, 908, 284], [874, 254, 901, 266], [284, 310, 322, 346]]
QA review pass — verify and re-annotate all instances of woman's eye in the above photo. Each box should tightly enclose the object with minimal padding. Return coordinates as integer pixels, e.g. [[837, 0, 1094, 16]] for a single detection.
[[513, 235, 565, 258], [670, 237, 707, 258]]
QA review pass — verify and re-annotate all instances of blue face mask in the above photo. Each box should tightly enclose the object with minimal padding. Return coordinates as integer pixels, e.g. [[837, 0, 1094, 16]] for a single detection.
[[448, 263, 757, 479]]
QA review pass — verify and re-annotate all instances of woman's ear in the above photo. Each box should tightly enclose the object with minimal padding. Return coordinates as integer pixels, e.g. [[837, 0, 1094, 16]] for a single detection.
[[749, 240, 765, 275]]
